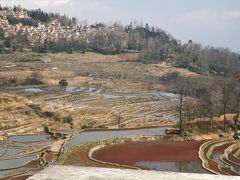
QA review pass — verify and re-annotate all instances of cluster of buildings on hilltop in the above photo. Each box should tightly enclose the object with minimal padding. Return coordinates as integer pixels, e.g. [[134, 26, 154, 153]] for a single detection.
[[0, 9, 99, 46], [0, 9, 29, 19]]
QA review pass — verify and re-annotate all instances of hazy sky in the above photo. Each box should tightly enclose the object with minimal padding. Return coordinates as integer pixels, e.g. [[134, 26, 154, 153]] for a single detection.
[[1, 0, 240, 52]]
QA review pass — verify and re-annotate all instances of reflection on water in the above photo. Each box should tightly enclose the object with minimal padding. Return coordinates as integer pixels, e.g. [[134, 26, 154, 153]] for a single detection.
[[8, 134, 49, 142], [4, 85, 180, 102], [82, 87, 179, 101], [0, 147, 25, 157], [0, 154, 37, 170], [66, 127, 166, 149], [19, 88, 47, 93], [0, 133, 57, 178], [211, 152, 229, 168], [65, 86, 80, 93], [0, 167, 27, 178], [134, 161, 210, 174]]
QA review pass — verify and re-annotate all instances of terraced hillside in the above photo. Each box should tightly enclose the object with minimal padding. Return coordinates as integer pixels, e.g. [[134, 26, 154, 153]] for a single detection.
[[0, 94, 69, 138], [0, 133, 66, 179], [6, 86, 179, 130], [199, 138, 240, 176]]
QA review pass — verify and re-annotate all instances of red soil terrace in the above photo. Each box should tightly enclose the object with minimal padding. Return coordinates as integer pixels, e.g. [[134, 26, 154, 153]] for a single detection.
[[92, 141, 204, 165]]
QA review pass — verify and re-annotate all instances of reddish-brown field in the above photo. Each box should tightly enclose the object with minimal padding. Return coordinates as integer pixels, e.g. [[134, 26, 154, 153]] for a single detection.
[[64, 144, 123, 169], [93, 141, 204, 165]]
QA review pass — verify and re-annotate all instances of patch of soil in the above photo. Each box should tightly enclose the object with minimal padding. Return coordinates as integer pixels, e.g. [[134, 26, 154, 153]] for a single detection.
[[64, 144, 124, 169], [10, 174, 30, 180], [45, 152, 57, 162], [1, 173, 30, 180]]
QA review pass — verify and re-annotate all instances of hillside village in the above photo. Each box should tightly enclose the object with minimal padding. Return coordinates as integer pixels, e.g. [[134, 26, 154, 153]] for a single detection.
[[0, 8, 99, 46], [0, 6, 239, 76]]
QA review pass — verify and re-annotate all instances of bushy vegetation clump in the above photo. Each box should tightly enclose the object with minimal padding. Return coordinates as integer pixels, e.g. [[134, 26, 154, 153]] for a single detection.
[[7, 17, 38, 27]]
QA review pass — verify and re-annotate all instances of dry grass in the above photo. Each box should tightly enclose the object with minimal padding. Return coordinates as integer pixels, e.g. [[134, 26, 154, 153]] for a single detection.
[[0, 94, 72, 137], [0, 52, 204, 92], [0, 52, 207, 135]]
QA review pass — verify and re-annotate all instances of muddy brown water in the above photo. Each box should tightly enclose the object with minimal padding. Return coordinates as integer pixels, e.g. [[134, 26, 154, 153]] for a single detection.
[[92, 141, 210, 174]]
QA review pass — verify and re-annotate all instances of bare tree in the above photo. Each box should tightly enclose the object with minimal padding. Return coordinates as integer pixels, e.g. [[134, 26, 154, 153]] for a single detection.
[[113, 111, 122, 128], [232, 77, 240, 130], [220, 81, 231, 131], [171, 75, 191, 135], [200, 91, 214, 131]]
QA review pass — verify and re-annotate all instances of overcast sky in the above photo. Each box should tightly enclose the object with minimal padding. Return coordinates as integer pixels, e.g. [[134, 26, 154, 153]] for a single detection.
[[1, 0, 240, 52]]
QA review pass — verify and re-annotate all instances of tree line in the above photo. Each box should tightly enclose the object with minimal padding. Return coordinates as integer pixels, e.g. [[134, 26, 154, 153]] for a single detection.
[[28, 8, 76, 26], [169, 73, 240, 136]]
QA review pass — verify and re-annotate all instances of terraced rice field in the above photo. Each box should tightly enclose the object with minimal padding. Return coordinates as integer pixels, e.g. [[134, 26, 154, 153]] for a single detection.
[[91, 140, 209, 174], [5, 85, 180, 130], [199, 138, 240, 176], [0, 83, 181, 178], [0, 134, 59, 179]]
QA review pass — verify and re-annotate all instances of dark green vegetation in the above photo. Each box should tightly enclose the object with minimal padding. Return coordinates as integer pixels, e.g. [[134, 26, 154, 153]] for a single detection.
[[7, 16, 38, 26], [28, 8, 76, 25]]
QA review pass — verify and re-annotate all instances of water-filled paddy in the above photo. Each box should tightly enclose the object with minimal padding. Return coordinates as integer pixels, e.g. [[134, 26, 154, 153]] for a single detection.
[[0, 154, 37, 170], [66, 127, 166, 149], [0, 147, 26, 158], [4, 85, 180, 102], [20, 87, 47, 93], [0, 133, 57, 179], [8, 134, 50, 143], [0, 168, 27, 178], [92, 141, 209, 174], [65, 86, 80, 93], [134, 161, 208, 174], [0, 84, 182, 178]]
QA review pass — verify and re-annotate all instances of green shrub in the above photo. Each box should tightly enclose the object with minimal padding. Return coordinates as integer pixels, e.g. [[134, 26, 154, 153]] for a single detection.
[[59, 79, 68, 86], [53, 114, 62, 122], [43, 124, 50, 134], [63, 115, 73, 124], [7, 17, 38, 27], [81, 124, 90, 129]]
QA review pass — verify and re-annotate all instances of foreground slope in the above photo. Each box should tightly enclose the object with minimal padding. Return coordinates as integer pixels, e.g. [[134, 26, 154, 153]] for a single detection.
[[28, 166, 240, 180]]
